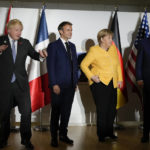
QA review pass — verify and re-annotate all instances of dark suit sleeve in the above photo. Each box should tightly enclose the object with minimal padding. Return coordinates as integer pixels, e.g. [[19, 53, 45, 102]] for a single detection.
[[26, 40, 39, 60], [136, 43, 144, 81], [46, 43, 57, 87]]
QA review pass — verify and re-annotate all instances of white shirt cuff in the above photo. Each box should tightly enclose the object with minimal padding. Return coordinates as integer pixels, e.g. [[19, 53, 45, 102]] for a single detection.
[[39, 56, 45, 62]]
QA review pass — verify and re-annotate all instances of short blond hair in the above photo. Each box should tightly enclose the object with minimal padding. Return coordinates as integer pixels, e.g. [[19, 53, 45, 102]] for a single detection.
[[7, 19, 23, 30], [97, 29, 113, 44]]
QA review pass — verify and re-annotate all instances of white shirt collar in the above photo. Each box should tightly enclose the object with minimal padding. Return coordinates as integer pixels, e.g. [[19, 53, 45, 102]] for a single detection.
[[8, 35, 18, 52], [60, 37, 69, 44], [8, 35, 14, 43]]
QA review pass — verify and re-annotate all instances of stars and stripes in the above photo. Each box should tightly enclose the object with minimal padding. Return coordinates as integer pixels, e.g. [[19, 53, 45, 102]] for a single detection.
[[125, 11, 150, 102]]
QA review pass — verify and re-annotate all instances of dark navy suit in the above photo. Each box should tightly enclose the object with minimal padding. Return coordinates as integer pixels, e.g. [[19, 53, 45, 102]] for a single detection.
[[136, 38, 150, 138], [47, 38, 78, 138]]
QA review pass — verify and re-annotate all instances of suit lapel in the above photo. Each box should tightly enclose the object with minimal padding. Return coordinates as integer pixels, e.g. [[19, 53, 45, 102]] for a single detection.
[[5, 36, 14, 64]]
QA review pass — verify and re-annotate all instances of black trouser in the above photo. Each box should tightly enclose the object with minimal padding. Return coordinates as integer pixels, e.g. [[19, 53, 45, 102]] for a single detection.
[[0, 81, 32, 144], [90, 80, 117, 138], [0, 89, 12, 144], [50, 87, 75, 138], [143, 85, 150, 137]]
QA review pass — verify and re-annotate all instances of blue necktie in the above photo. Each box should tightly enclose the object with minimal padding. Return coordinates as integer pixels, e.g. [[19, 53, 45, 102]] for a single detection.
[[12, 40, 16, 62], [11, 40, 16, 83]]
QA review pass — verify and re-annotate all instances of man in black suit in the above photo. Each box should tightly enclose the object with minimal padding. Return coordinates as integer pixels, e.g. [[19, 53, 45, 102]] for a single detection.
[[0, 19, 47, 149], [47, 21, 78, 147], [136, 38, 150, 143]]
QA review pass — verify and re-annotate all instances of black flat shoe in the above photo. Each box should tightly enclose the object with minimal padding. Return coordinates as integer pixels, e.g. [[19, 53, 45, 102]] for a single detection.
[[59, 136, 73, 145]]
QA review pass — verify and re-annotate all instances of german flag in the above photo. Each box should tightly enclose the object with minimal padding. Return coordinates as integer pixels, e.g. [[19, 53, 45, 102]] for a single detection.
[[110, 10, 128, 109]]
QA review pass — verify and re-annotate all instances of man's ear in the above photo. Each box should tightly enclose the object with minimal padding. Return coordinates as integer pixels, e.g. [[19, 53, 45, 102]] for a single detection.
[[59, 29, 63, 35]]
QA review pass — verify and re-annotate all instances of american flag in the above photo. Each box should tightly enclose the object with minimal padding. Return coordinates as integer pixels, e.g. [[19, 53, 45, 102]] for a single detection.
[[125, 11, 150, 102]]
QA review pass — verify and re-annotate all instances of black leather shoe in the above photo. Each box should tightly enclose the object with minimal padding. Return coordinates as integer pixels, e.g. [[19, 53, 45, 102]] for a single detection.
[[51, 138, 58, 147], [59, 136, 73, 145], [0, 141, 7, 149], [99, 137, 105, 142], [109, 135, 118, 140], [141, 136, 149, 143], [21, 140, 34, 150]]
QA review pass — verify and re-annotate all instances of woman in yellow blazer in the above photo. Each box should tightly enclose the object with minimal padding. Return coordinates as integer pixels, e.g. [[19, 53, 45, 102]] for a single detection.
[[80, 29, 123, 142]]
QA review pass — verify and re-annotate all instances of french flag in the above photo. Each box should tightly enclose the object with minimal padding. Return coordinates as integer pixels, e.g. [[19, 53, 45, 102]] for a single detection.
[[28, 6, 51, 112]]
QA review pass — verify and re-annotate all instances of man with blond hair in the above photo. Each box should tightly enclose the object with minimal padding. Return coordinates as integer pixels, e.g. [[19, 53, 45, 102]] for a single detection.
[[0, 19, 47, 149]]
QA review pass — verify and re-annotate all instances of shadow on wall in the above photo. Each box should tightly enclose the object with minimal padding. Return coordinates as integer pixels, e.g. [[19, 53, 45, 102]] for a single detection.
[[77, 39, 96, 125], [118, 15, 143, 122]]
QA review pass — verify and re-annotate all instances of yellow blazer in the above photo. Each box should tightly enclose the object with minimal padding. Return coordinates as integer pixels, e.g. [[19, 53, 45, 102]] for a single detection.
[[80, 44, 122, 88]]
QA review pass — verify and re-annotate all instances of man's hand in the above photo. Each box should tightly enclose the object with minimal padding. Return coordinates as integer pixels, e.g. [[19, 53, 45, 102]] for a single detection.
[[117, 81, 123, 89], [53, 85, 60, 95], [91, 75, 100, 83], [39, 49, 48, 58], [137, 80, 144, 88], [0, 45, 8, 54]]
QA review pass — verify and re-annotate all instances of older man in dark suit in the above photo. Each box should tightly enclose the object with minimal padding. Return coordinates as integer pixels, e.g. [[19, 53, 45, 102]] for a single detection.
[[136, 38, 150, 143], [47, 21, 78, 147], [0, 19, 47, 149]]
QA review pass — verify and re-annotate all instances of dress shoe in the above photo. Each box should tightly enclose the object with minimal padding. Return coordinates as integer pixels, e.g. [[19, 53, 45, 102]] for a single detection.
[[109, 134, 118, 140], [141, 136, 149, 143], [98, 137, 105, 142], [21, 140, 34, 150], [51, 138, 58, 147], [59, 136, 74, 145], [0, 141, 7, 149]]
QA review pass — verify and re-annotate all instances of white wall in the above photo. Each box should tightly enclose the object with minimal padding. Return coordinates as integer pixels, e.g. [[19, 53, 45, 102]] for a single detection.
[[0, 7, 149, 125]]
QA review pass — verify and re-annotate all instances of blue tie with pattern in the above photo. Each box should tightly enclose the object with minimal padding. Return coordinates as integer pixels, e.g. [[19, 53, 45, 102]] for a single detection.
[[11, 40, 16, 83]]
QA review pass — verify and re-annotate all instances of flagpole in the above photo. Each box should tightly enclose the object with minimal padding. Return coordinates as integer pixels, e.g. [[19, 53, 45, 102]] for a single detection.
[[111, 8, 127, 130], [30, 5, 50, 132]]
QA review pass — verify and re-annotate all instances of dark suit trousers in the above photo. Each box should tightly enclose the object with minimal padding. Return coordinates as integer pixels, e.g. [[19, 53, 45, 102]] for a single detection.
[[90, 80, 117, 138], [0, 89, 12, 144], [143, 85, 150, 137], [50, 87, 75, 138], [0, 81, 32, 144]]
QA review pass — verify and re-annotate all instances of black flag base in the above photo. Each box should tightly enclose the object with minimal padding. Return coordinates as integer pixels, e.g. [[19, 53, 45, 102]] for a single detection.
[[10, 126, 20, 132], [33, 125, 49, 132], [138, 123, 143, 130], [113, 123, 125, 130]]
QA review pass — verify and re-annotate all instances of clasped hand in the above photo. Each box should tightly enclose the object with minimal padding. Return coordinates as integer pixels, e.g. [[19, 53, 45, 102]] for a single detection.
[[117, 81, 123, 89], [91, 75, 100, 83], [39, 49, 48, 58]]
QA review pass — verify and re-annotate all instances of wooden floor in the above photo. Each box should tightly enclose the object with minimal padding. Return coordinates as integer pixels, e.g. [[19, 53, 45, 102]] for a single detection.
[[3, 125, 150, 150]]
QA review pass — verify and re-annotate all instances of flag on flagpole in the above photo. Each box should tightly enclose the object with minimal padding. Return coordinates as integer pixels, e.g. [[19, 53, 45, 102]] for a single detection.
[[28, 6, 51, 112], [125, 11, 150, 103], [4, 5, 12, 35], [110, 10, 128, 109]]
